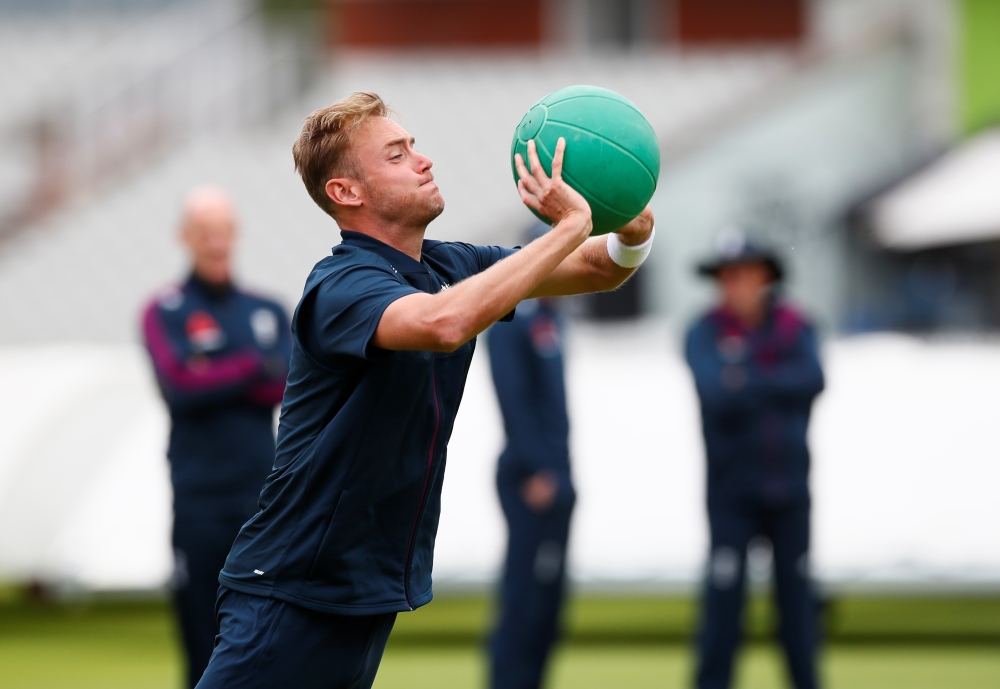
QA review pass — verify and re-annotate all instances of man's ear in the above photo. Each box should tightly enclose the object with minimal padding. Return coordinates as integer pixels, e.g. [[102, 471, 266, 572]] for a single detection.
[[326, 178, 364, 209]]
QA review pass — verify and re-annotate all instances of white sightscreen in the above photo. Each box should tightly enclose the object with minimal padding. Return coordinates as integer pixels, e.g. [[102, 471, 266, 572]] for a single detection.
[[1, 327, 999, 592]]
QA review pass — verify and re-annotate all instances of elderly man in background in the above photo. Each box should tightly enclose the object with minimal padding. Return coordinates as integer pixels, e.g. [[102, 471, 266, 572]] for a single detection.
[[685, 232, 825, 689], [141, 187, 291, 688]]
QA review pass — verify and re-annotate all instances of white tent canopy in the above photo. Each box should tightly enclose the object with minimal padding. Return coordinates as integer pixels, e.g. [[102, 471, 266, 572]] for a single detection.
[[871, 129, 1000, 250]]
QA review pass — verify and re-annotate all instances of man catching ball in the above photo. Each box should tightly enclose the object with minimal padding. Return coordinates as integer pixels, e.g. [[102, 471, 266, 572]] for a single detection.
[[196, 92, 655, 689]]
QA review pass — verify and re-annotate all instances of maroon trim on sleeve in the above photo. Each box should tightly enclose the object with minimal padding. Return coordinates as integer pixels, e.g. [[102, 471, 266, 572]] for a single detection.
[[246, 379, 287, 407], [141, 301, 262, 393]]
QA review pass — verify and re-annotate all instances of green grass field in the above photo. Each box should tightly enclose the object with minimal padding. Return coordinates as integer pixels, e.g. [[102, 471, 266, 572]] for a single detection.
[[1, 593, 999, 689]]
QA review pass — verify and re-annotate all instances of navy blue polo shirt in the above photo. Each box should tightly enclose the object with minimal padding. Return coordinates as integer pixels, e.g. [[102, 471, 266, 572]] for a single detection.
[[141, 275, 291, 517], [219, 230, 516, 615], [487, 300, 570, 478]]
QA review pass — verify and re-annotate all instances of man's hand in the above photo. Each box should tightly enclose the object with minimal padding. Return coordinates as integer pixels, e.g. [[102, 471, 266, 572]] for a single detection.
[[615, 206, 654, 246], [521, 471, 560, 513], [371, 138, 594, 354], [528, 204, 656, 299], [514, 138, 592, 241]]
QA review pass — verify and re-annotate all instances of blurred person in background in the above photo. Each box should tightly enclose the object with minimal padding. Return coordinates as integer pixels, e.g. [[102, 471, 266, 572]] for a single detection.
[[685, 232, 824, 689], [487, 223, 575, 689], [141, 186, 291, 688]]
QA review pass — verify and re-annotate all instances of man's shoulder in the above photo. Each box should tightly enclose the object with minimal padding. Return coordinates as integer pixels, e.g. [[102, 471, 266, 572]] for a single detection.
[[772, 301, 812, 326], [686, 309, 721, 336], [420, 238, 470, 264], [304, 247, 397, 289], [142, 284, 186, 319], [771, 302, 816, 345], [422, 240, 515, 280], [323, 243, 403, 272], [421, 239, 514, 256]]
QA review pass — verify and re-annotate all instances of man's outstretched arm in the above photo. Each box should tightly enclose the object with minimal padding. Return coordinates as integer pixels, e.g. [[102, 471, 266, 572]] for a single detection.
[[528, 206, 654, 299], [373, 138, 592, 353]]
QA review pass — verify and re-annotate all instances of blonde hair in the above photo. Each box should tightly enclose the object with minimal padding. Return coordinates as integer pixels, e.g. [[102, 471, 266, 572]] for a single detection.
[[292, 92, 389, 218]]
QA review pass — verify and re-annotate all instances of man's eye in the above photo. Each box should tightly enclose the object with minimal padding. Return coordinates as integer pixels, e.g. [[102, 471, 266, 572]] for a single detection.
[[390, 154, 403, 161]]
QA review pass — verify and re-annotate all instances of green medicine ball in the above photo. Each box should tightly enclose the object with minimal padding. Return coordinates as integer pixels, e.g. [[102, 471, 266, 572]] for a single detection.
[[511, 85, 660, 235]]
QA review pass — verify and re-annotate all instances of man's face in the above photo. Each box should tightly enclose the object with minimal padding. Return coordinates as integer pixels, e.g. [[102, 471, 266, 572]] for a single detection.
[[352, 117, 444, 227], [182, 200, 236, 285], [717, 262, 773, 315]]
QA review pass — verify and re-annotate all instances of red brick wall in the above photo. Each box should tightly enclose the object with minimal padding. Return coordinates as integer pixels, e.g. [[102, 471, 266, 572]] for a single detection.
[[676, 0, 805, 43], [331, 0, 543, 48]]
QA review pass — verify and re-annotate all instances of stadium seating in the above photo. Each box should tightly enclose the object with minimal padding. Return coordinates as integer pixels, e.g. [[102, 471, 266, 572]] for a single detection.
[[0, 48, 795, 343]]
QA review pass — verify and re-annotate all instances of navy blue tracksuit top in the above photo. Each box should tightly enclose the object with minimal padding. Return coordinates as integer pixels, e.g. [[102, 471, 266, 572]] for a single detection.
[[488, 300, 570, 482], [142, 275, 292, 513], [684, 302, 824, 504], [218, 231, 516, 615]]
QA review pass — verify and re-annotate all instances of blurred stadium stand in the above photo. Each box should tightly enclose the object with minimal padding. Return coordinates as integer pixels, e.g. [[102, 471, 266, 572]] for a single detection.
[[0, 0, 316, 239], [3, 0, 999, 598], [844, 128, 1000, 332], [0, 47, 796, 342]]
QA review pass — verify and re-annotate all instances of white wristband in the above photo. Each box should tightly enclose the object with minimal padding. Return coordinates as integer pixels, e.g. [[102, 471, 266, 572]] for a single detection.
[[606, 227, 655, 268]]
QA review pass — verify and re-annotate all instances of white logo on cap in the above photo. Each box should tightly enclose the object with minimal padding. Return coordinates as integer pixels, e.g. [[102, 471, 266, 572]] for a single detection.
[[715, 226, 748, 259]]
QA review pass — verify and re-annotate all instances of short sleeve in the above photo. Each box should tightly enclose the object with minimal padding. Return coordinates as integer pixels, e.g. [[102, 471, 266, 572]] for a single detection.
[[306, 264, 420, 361], [421, 242, 519, 322], [432, 242, 518, 277], [470, 244, 518, 273]]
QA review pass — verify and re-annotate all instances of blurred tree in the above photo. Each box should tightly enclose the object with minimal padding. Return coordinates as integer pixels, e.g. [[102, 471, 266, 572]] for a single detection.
[[960, 0, 1000, 133], [259, 0, 324, 14]]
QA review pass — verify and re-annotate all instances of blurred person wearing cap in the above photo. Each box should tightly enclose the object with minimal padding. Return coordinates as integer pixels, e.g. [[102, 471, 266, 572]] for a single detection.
[[486, 223, 575, 689], [685, 231, 824, 689], [140, 187, 292, 689]]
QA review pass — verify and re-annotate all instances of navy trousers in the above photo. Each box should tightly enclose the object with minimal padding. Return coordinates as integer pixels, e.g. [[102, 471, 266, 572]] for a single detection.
[[695, 497, 817, 689], [196, 588, 396, 689], [173, 510, 252, 689], [490, 471, 575, 689]]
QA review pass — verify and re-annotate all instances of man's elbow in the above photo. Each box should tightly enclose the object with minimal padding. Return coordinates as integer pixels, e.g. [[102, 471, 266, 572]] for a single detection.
[[425, 314, 473, 353], [591, 263, 634, 293]]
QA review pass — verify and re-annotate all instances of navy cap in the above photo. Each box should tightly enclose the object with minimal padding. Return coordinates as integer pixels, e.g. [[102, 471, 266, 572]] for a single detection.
[[697, 227, 784, 281]]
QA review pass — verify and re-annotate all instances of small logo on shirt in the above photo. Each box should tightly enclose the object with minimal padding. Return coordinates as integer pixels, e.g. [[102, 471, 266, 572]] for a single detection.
[[186, 311, 226, 352], [157, 287, 184, 311], [439, 283, 451, 291], [253, 569, 265, 575], [250, 308, 279, 348], [717, 335, 747, 363], [530, 317, 560, 356]]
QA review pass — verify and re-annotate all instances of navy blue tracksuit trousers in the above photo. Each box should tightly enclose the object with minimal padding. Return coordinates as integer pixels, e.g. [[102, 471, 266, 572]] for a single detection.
[[196, 589, 395, 689], [697, 498, 817, 689], [491, 472, 574, 689], [173, 510, 253, 689], [487, 296, 574, 689]]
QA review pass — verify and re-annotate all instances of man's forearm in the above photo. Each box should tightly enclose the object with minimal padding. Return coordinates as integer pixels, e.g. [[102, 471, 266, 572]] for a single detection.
[[529, 208, 654, 298], [373, 215, 590, 352], [529, 235, 638, 298]]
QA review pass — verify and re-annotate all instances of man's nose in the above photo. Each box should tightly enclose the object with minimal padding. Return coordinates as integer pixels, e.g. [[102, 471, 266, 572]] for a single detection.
[[416, 152, 433, 172]]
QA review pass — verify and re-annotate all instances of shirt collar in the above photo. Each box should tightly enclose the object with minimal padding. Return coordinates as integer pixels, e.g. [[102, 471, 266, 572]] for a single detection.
[[339, 230, 427, 275], [186, 272, 234, 299], [711, 298, 779, 336]]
